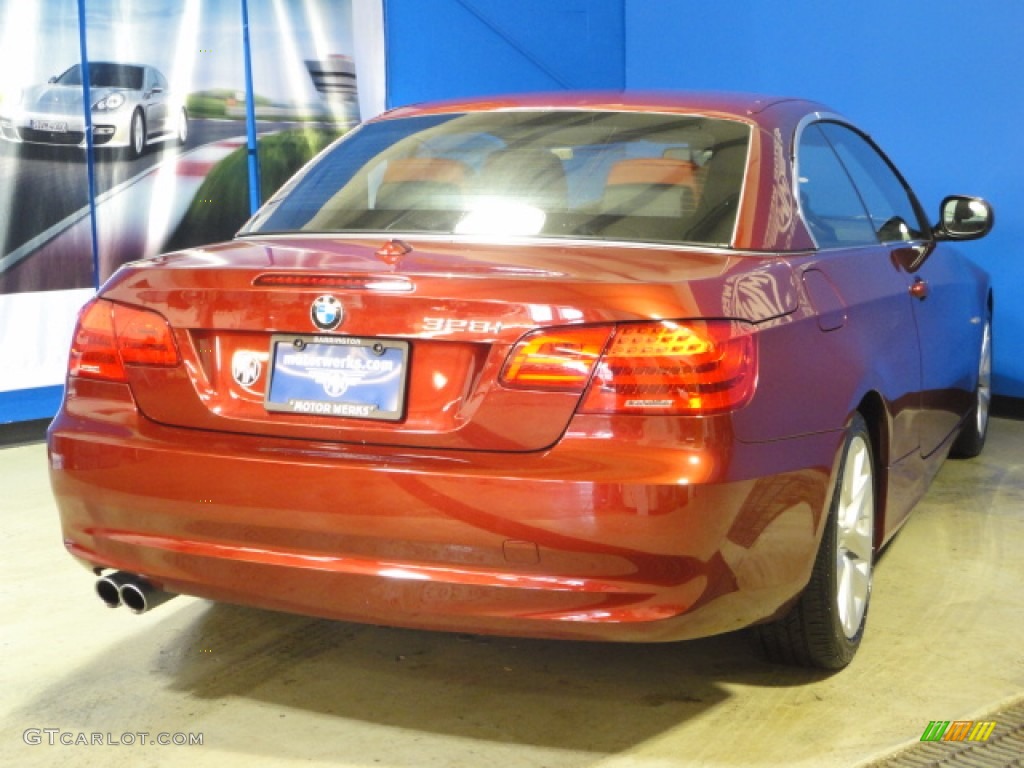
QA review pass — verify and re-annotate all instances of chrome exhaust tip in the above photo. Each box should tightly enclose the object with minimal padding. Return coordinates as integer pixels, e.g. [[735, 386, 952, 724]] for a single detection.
[[94, 571, 177, 613], [118, 577, 176, 614], [95, 570, 136, 608]]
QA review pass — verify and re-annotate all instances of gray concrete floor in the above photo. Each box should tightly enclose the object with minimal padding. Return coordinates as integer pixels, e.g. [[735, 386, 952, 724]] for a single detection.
[[2, 419, 1022, 768]]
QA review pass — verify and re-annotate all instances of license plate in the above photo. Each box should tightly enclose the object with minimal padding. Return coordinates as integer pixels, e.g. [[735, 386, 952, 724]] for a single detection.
[[31, 120, 67, 132], [265, 335, 409, 421]]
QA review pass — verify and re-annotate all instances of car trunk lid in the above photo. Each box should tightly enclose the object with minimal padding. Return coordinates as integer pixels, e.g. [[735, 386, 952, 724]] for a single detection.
[[100, 236, 798, 452]]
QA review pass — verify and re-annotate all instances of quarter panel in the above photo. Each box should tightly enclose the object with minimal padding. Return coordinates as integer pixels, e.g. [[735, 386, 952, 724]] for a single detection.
[[733, 247, 920, 460]]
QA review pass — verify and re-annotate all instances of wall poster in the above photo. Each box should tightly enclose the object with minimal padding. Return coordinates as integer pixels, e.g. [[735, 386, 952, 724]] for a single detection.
[[0, 0, 382, 422]]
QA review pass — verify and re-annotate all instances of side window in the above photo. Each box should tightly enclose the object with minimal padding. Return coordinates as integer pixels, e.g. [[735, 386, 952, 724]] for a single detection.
[[818, 122, 928, 242], [796, 124, 876, 248]]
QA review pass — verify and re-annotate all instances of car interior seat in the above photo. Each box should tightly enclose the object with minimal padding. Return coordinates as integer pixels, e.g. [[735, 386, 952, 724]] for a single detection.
[[472, 148, 569, 211], [594, 157, 699, 241], [375, 157, 471, 210]]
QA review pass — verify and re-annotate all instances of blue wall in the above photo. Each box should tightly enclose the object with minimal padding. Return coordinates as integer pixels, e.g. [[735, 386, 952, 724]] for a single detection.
[[0, 387, 63, 424], [384, 0, 625, 106], [384, 0, 1024, 398]]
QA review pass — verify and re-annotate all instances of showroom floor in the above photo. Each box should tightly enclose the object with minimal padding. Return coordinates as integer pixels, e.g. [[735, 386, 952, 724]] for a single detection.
[[2, 419, 1022, 768]]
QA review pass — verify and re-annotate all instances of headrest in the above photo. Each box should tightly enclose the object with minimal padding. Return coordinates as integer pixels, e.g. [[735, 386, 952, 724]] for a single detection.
[[606, 158, 697, 187], [382, 157, 469, 186]]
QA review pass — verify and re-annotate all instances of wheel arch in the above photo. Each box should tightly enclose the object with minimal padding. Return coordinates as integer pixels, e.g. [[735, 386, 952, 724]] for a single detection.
[[854, 391, 888, 550]]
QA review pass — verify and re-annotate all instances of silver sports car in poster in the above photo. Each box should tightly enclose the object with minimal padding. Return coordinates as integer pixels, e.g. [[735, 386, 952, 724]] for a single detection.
[[0, 62, 187, 159]]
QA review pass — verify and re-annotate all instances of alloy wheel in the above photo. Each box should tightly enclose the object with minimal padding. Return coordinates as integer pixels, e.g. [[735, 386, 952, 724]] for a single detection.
[[835, 433, 874, 639], [132, 113, 144, 156], [976, 321, 992, 440]]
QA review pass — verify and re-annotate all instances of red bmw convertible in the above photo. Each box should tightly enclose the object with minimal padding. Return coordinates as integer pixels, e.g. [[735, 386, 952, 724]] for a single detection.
[[48, 92, 994, 669]]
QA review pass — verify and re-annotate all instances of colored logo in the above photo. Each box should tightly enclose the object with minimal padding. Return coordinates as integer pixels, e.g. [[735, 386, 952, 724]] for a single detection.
[[311, 295, 344, 331], [231, 350, 262, 389], [920, 720, 996, 742]]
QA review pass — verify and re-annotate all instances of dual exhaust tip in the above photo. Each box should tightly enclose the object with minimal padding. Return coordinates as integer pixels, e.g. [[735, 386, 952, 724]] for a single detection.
[[95, 571, 176, 614]]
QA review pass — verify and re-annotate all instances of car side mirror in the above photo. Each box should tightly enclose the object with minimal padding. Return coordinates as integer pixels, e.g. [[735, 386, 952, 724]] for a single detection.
[[935, 196, 993, 241], [48, 76, 57, 84]]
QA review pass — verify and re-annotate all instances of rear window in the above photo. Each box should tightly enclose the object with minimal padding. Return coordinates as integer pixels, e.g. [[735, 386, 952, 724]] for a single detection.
[[242, 110, 751, 247]]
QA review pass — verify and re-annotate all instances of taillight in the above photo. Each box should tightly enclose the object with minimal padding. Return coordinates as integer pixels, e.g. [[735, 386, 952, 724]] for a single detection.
[[499, 326, 613, 391], [580, 321, 756, 415], [69, 300, 123, 381], [112, 304, 180, 366], [69, 299, 179, 382]]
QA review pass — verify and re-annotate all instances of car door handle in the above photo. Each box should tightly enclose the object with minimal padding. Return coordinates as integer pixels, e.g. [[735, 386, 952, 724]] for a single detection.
[[910, 278, 929, 300]]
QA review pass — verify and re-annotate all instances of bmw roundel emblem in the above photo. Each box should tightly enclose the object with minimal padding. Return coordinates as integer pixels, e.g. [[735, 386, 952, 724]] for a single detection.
[[310, 295, 344, 331], [231, 350, 262, 389]]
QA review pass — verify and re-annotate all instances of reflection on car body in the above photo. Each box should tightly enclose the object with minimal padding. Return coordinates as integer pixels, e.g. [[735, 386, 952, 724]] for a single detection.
[[0, 61, 187, 159], [48, 91, 995, 669]]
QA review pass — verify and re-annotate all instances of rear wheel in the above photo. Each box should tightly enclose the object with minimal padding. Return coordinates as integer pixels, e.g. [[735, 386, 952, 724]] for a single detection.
[[949, 316, 991, 459], [754, 413, 875, 669]]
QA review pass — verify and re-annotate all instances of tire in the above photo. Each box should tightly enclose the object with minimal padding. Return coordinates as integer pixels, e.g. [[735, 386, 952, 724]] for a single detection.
[[126, 110, 145, 160], [949, 316, 992, 459], [754, 413, 875, 669], [176, 107, 188, 146]]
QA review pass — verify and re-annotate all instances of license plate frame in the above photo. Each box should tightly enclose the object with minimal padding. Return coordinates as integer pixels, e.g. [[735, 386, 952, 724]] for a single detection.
[[265, 334, 409, 422]]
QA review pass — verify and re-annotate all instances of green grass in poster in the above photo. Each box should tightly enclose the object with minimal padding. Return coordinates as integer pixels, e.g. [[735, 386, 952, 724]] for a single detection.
[[165, 126, 343, 250]]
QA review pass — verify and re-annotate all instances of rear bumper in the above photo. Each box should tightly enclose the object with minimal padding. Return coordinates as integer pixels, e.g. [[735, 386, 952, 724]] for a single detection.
[[48, 379, 843, 642]]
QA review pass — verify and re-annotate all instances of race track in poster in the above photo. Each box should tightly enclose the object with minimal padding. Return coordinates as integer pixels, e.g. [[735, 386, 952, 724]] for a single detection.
[[0, 118, 299, 293]]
